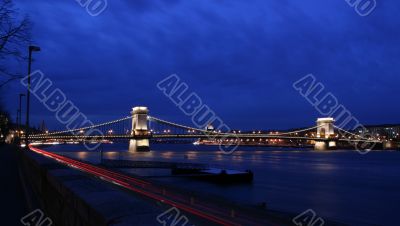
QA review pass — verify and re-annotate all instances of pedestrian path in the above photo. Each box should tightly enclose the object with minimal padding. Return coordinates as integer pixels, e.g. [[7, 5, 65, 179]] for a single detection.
[[0, 144, 27, 225]]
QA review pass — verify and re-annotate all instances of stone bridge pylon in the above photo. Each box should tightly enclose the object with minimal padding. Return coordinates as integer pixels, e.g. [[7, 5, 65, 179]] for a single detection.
[[129, 106, 150, 152], [315, 117, 336, 150]]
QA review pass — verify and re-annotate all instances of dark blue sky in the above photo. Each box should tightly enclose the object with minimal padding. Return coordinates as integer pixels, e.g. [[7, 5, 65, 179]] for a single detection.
[[3, 0, 400, 130]]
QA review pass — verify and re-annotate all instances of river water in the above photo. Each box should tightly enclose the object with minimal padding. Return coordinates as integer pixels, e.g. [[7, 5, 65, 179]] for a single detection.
[[43, 143, 400, 226]]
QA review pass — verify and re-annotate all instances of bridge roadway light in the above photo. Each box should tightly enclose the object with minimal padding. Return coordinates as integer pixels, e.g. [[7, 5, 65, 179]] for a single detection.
[[25, 45, 41, 147]]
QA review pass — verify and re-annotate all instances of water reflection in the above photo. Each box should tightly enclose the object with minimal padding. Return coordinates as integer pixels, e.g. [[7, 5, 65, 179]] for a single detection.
[[42, 143, 400, 226]]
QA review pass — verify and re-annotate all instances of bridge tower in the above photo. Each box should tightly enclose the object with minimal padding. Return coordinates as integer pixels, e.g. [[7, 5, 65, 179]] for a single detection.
[[129, 106, 150, 152], [315, 117, 336, 150]]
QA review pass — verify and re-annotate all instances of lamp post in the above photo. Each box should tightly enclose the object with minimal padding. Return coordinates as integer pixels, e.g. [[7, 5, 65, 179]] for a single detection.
[[16, 109, 18, 132], [25, 45, 41, 146], [18, 93, 25, 136]]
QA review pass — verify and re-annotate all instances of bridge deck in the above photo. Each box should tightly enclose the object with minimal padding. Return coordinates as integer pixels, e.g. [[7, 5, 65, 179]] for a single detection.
[[28, 134, 381, 143]]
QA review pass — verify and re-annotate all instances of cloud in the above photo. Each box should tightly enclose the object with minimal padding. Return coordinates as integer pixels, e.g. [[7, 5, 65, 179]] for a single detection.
[[6, 0, 400, 129]]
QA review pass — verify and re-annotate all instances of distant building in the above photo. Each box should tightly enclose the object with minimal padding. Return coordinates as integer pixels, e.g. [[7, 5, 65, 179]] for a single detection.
[[206, 124, 214, 132], [39, 120, 47, 133], [356, 124, 400, 139], [0, 114, 9, 143]]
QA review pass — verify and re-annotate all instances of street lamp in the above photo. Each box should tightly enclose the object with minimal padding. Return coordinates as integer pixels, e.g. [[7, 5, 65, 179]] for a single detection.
[[18, 93, 25, 136], [25, 45, 41, 146]]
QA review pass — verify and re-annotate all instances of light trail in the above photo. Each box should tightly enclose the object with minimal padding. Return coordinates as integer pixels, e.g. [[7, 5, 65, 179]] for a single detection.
[[28, 146, 268, 226]]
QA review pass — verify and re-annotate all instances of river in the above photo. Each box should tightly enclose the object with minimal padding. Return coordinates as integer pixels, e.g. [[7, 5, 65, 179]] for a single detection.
[[43, 143, 400, 226]]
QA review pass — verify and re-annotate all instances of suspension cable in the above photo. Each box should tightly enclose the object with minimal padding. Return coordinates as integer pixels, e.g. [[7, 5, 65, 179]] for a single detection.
[[333, 125, 376, 141], [149, 116, 321, 136], [273, 125, 323, 135], [30, 116, 133, 137], [148, 116, 210, 134]]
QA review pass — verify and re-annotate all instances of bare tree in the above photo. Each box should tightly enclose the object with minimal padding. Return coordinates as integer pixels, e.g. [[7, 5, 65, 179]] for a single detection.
[[0, 0, 31, 88]]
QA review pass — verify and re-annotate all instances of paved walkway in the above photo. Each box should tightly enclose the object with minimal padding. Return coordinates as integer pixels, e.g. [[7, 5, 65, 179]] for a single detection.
[[0, 144, 27, 225]]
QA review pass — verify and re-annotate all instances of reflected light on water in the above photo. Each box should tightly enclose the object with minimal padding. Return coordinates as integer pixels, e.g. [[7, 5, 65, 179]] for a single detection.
[[77, 152, 88, 159], [161, 151, 174, 159], [185, 151, 198, 160], [251, 155, 260, 161], [232, 155, 243, 162], [127, 151, 155, 160], [313, 163, 337, 171], [104, 152, 119, 158], [215, 154, 224, 161]]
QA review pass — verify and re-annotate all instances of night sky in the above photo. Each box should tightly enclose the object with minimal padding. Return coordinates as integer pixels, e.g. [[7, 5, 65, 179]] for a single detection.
[[3, 0, 400, 130]]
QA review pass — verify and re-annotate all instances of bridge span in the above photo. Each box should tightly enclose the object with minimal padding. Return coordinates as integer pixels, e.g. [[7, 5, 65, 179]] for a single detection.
[[28, 106, 382, 152]]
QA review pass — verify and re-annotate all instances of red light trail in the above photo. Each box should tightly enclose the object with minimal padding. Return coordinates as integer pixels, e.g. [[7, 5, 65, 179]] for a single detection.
[[29, 146, 275, 226], [29, 146, 250, 225]]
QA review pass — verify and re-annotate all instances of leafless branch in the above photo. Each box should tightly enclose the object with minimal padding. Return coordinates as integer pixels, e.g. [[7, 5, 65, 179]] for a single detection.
[[0, 0, 31, 84], [0, 75, 22, 88]]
